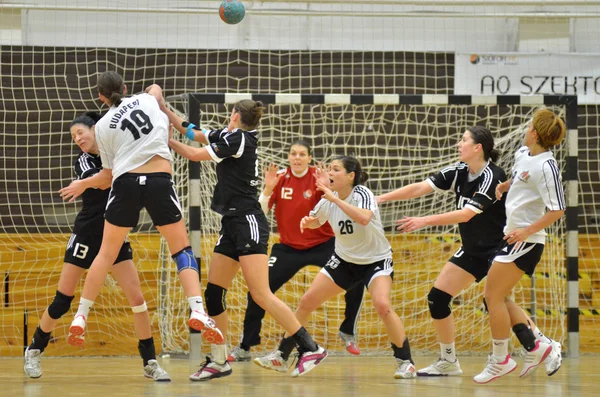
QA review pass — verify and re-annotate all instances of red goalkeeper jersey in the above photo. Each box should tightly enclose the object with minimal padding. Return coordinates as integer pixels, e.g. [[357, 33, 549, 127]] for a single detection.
[[268, 166, 334, 250]]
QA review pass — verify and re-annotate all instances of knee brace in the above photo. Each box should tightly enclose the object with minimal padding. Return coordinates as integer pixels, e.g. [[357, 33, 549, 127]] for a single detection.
[[427, 287, 453, 320], [204, 282, 227, 316], [172, 246, 199, 274], [131, 301, 148, 313], [47, 290, 75, 320]]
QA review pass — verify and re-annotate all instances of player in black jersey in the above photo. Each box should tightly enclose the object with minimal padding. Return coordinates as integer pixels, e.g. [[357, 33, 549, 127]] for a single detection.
[[23, 112, 169, 381], [157, 89, 327, 380], [377, 126, 554, 376]]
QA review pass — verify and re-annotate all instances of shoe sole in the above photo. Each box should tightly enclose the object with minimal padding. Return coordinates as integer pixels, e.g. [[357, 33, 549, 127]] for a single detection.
[[291, 351, 328, 378], [253, 359, 288, 373], [189, 368, 232, 381], [188, 318, 225, 344], [228, 356, 251, 362], [519, 345, 553, 378], [417, 370, 463, 377], [67, 325, 85, 347], [346, 346, 360, 356], [473, 363, 518, 384], [394, 372, 417, 379], [144, 373, 172, 382]]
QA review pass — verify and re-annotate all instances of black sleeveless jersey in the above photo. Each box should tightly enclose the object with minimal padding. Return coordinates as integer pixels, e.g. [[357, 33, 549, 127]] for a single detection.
[[72, 152, 109, 236], [205, 127, 262, 216], [428, 161, 507, 255]]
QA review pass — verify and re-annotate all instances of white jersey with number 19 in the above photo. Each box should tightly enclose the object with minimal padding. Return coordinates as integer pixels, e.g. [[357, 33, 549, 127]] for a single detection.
[[95, 93, 172, 181]]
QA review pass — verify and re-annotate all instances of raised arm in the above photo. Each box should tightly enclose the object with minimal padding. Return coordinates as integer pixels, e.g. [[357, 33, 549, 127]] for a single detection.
[[376, 180, 434, 204], [169, 139, 213, 162], [145, 83, 210, 145]]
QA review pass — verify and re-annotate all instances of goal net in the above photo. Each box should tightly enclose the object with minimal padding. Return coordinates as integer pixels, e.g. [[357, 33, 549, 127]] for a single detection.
[[163, 95, 569, 355]]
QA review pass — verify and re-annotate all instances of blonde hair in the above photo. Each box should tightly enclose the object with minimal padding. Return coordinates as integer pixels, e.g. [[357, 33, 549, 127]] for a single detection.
[[532, 108, 566, 149]]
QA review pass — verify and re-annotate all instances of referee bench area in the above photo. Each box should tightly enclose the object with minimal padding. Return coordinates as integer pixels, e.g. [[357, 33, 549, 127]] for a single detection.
[[1, 233, 599, 356]]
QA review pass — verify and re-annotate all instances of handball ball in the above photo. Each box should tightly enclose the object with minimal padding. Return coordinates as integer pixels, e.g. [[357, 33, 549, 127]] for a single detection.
[[219, 0, 245, 25]]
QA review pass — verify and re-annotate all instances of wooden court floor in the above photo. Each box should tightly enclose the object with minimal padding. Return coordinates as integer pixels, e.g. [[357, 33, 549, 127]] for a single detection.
[[1, 355, 598, 397]]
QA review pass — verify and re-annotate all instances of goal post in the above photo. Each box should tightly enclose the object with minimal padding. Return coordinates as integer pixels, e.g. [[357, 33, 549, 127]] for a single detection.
[[178, 93, 579, 356]]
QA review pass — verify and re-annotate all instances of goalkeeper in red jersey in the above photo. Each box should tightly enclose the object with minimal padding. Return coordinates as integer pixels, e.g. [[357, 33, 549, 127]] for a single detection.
[[228, 141, 365, 363]]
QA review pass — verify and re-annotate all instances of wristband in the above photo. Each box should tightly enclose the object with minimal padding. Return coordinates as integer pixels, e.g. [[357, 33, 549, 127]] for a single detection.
[[184, 122, 196, 140]]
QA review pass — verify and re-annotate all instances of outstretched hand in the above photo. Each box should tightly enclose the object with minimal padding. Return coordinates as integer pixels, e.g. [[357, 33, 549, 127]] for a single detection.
[[59, 180, 86, 203], [396, 216, 428, 233], [314, 161, 330, 187], [300, 215, 318, 233], [263, 163, 283, 191], [316, 180, 336, 202]]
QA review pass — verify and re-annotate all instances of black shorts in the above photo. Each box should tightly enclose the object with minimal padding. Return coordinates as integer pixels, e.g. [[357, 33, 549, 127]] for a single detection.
[[493, 241, 545, 276], [448, 246, 495, 283], [105, 172, 183, 228], [214, 213, 270, 261], [269, 238, 335, 269], [63, 233, 133, 269], [321, 252, 394, 291]]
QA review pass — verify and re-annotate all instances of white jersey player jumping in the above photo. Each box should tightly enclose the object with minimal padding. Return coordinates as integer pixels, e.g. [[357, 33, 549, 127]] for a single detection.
[[255, 156, 417, 379], [60, 72, 222, 376]]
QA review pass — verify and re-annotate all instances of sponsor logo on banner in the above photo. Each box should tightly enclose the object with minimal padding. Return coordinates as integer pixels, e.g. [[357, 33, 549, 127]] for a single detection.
[[455, 53, 600, 104]]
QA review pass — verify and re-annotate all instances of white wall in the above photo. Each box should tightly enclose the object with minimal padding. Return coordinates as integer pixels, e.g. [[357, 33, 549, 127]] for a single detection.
[[0, 1, 599, 52]]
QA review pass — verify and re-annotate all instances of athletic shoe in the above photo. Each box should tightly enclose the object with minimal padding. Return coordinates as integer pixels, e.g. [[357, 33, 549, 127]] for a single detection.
[[290, 346, 328, 377], [253, 350, 289, 373], [67, 315, 86, 346], [188, 310, 224, 344], [519, 340, 552, 378], [417, 357, 463, 376], [228, 345, 251, 362], [339, 331, 360, 356], [473, 354, 518, 384], [189, 357, 232, 381], [544, 340, 562, 376], [144, 359, 171, 381], [24, 347, 42, 378], [394, 359, 417, 379]]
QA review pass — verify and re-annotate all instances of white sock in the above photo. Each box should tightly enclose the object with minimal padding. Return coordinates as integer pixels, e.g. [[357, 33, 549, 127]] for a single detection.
[[532, 327, 552, 344], [75, 298, 94, 319], [211, 343, 228, 365], [188, 296, 205, 313], [492, 339, 509, 361], [440, 342, 456, 362]]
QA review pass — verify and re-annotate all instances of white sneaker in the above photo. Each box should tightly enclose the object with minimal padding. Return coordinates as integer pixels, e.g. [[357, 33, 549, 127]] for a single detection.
[[228, 346, 251, 362], [253, 350, 289, 373], [24, 348, 42, 378], [189, 357, 232, 381], [519, 340, 553, 378], [68, 315, 86, 346], [188, 310, 224, 344], [290, 346, 328, 377], [473, 354, 518, 384], [394, 359, 417, 379], [144, 359, 171, 382], [417, 357, 462, 376], [544, 340, 562, 376]]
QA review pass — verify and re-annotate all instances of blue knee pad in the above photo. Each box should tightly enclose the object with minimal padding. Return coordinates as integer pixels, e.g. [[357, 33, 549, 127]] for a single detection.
[[172, 246, 199, 274]]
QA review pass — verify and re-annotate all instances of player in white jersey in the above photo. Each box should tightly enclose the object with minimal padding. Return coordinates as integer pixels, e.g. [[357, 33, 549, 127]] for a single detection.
[[474, 108, 566, 384], [255, 156, 417, 379], [377, 126, 558, 378], [60, 72, 223, 366]]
